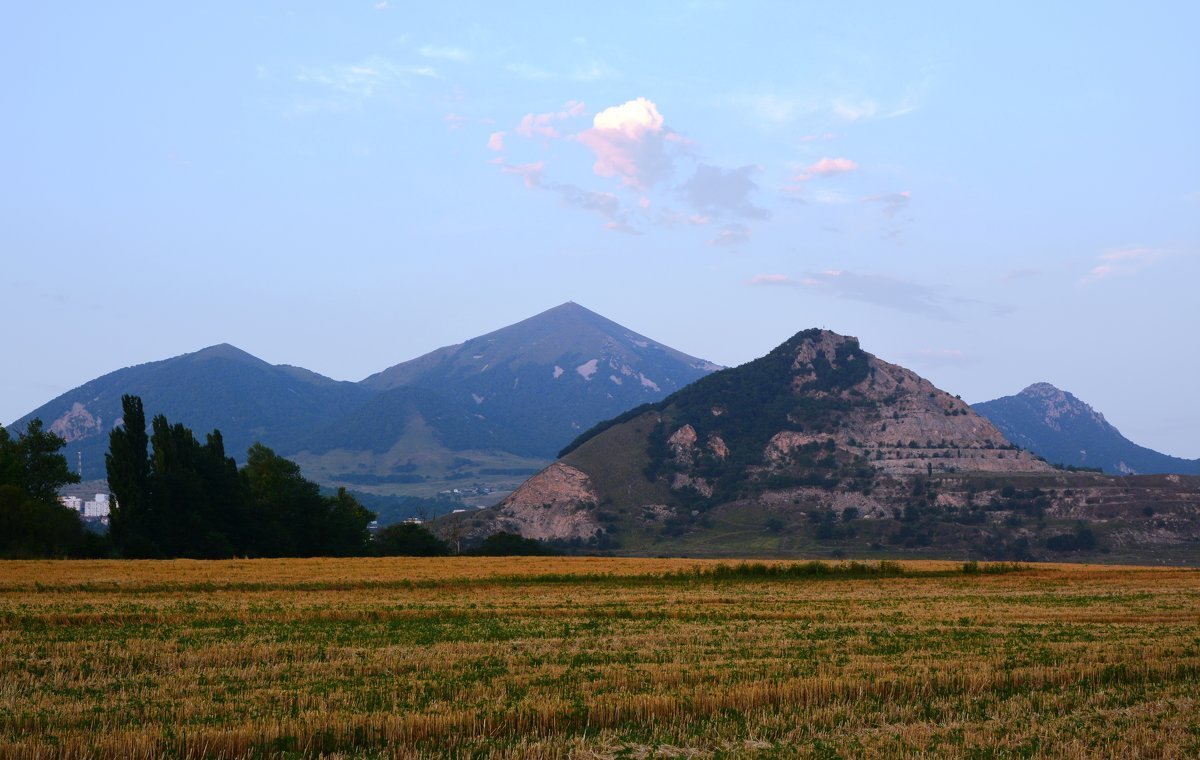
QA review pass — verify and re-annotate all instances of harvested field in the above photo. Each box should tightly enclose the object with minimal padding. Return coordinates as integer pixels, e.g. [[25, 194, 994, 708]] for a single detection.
[[0, 558, 1197, 758]]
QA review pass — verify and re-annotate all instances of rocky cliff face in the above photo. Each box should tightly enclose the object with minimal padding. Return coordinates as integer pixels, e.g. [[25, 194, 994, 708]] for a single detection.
[[488, 463, 602, 541]]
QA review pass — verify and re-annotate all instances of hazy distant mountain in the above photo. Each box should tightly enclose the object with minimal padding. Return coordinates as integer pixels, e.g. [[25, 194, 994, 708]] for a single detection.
[[357, 302, 721, 458], [973, 383, 1200, 476], [11, 303, 720, 498], [9, 344, 371, 480]]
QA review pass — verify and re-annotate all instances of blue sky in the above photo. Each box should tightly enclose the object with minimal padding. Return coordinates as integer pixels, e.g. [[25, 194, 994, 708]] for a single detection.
[[3, 2, 1198, 457]]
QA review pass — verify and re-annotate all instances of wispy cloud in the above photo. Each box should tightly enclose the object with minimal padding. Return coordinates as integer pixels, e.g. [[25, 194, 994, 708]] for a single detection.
[[710, 224, 751, 247], [1002, 267, 1042, 281], [680, 164, 770, 220], [749, 273, 793, 285], [501, 161, 544, 188], [505, 60, 614, 82], [862, 191, 911, 217], [832, 98, 878, 122], [900, 348, 975, 367], [1082, 246, 1161, 282], [749, 270, 959, 321], [295, 56, 437, 98], [486, 132, 505, 152], [497, 158, 634, 232], [418, 45, 470, 62], [515, 100, 586, 139], [794, 156, 858, 181]]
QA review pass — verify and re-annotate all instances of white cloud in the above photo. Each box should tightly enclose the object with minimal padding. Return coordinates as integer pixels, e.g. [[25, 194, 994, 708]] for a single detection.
[[577, 97, 676, 189], [487, 132, 505, 152]]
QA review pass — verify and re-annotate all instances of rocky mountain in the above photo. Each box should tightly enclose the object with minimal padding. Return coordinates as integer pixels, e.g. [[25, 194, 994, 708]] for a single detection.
[[10, 303, 720, 502], [359, 302, 721, 457], [442, 330, 1200, 563], [10, 344, 371, 481], [973, 383, 1200, 476], [291, 302, 721, 500]]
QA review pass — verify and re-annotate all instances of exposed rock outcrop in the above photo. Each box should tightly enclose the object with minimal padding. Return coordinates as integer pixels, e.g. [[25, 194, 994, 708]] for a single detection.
[[489, 462, 602, 541]]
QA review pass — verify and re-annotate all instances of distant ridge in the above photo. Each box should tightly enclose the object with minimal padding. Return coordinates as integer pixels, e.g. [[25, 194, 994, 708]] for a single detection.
[[10, 345, 371, 480], [10, 303, 721, 499], [973, 383, 1200, 476]]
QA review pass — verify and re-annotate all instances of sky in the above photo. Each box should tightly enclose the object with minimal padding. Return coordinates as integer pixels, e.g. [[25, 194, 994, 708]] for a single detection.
[[3, 2, 1198, 457]]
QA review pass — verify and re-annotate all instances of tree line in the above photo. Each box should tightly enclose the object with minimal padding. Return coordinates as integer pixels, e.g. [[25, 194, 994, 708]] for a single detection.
[[2, 394, 554, 559], [105, 395, 374, 558]]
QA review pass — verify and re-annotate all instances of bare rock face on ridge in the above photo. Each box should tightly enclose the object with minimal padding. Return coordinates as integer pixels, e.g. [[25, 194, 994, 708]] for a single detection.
[[485, 329, 1053, 537], [489, 462, 601, 541]]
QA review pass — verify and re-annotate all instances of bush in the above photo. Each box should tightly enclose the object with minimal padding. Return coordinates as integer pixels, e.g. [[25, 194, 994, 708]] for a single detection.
[[373, 522, 450, 556], [472, 532, 557, 556]]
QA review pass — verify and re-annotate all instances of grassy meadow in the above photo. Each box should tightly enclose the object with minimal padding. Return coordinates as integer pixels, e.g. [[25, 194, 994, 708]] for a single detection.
[[0, 558, 1197, 758]]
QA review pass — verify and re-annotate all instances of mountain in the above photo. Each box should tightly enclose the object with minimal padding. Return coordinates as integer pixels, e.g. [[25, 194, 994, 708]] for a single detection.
[[11, 303, 720, 502], [441, 330, 1200, 563], [973, 383, 1200, 476], [9, 344, 371, 480], [290, 302, 721, 501], [358, 302, 721, 457]]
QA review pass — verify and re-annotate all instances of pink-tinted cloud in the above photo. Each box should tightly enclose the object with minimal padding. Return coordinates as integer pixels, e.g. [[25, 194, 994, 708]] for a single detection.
[[576, 97, 674, 189], [795, 157, 858, 181], [799, 132, 834, 142], [487, 131, 505, 151], [1083, 247, 1161, 282], [515, 100, 586, 139], [501, 161, 544, 188], [444, 112, 467, 130], [748, 273, 795, 285]]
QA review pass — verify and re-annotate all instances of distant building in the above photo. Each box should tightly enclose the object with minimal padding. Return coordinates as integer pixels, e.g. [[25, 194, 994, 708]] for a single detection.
[[82, 494, 110, 519], [59, 495, 82, 512]]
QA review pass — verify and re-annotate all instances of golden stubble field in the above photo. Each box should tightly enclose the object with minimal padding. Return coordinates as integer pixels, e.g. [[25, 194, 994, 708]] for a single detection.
[[0, 557, 1197, 758]]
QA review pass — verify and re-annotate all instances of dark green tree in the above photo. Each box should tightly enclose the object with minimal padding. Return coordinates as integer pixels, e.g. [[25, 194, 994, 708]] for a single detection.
[[0, 420, 93, 557], [240, 444, 375, 557], [0, 419, 81, 502], [373, 522, 450, 556], [472, 531, 557, 556], [106, 395, 152, 555]]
